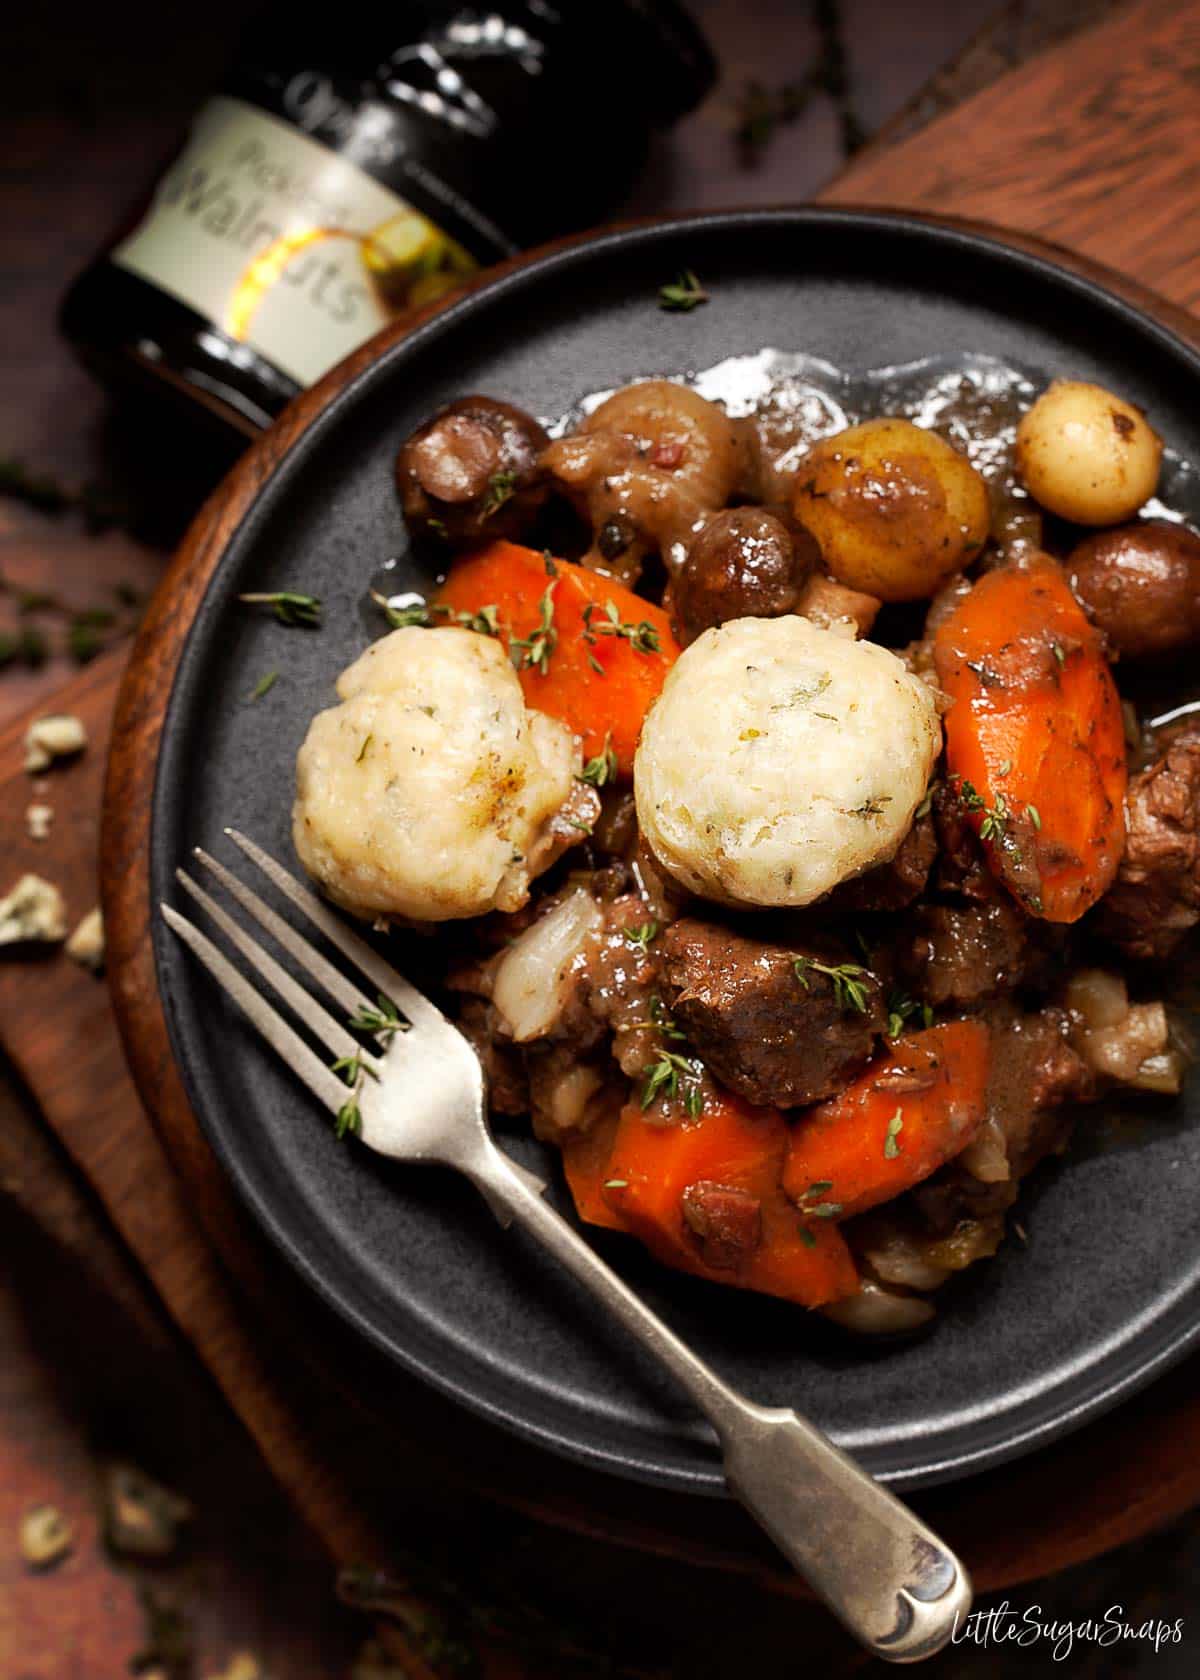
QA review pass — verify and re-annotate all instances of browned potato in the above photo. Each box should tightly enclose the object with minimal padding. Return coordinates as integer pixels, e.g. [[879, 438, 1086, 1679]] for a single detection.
[[792, 418, 990, 602], [670, 506, 818, 643], [1066, 519, 1200, 658], [1015, 379, 1161, 525]]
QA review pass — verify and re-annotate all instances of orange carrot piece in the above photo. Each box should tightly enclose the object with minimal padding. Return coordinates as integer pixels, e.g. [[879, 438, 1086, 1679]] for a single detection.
[[561, 1111, 627, 1233], [933, 554, 1127, 922], [782, 1021, 990, 1221], [600, 1092, 858, 1308], [436, 541, 680, 774]]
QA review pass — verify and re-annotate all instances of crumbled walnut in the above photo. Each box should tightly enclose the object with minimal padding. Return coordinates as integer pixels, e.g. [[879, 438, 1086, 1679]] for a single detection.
[[65, 906, 104, 972], [205, 1654, 263, 1680], [23, 713, 87, 774], [0, 874, 66, 945], [19, 1503, 73, 1569], [25, 803, 53, 842], [103, 1463, 192, 1557]]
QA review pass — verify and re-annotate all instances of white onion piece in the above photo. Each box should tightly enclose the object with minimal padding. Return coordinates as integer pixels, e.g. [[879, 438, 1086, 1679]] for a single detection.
[[1064, 968, 1129, 1031], [490, 888, 602, 1043], [822, 1279, 936, 1335]]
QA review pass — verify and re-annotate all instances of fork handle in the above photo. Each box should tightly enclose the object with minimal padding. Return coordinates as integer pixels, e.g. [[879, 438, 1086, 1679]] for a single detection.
[[464, 1141, 971, 1663]]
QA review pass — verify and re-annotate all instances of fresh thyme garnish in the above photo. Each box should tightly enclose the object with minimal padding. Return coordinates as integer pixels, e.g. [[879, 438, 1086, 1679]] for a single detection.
[[543, 551, 558, 577], [577, 734, 618, 787], [625, 920, 658, 950], [1027, 803, 1042, 831], [426, 516, 448, 539], [853, 794, 892, 818], [1051, 641, 1066, 666], [658, 270, 708, 312], [913, 780, 938, 820], [331, 1048, 374, 1087], [639, 996, 704, 1112], [582, 599, 661, 656], [641, 1047, 702, 1109], [335, 1100, 362, 1140], [248, 670, 278, 702], [347, 993, 406, 1041], [884, 1110, 904, 1159], [793, 955, 874, 1014], [798, 1225, 817, 1248], [238, 590, 322, 628], [886, 990, 933, 1039], [604, 1179, 628, 1190], [371, 590, 501, 637], [510, 583, 557, 675], [796, 1180, 844, 1219], [481, 469, 517, 519], [566, 818, 594, 834], [958, 779, 1013, 845]]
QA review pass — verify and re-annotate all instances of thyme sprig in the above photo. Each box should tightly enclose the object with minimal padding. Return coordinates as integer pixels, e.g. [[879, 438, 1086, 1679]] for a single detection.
[[348, 993, 407, 1041], [238, 590, 322, 628], [796, 1180, 844, 1219], [582, 599, 662, 656], [370, 591, 500, 637], [885, 989, 933, 1039], [658, 270, 708, 312], [793, 955, 875, 1014], [625, 920, 658, 950], [577, 733, 618, 788], [480, 469, 517, 519], [509, 583, 557, 675], [639, 996, 704, 1116]]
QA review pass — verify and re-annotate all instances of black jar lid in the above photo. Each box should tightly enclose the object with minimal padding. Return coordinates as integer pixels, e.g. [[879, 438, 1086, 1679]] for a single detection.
[[602, 0, 718, 122]]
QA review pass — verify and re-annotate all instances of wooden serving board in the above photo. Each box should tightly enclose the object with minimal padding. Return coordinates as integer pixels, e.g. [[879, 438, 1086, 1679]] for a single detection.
[[5, 0, 1200, 1617]]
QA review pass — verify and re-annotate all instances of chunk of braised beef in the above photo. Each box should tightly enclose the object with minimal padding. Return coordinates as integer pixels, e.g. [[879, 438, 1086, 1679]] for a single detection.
[[455, 998, 528, 1116], [657, 919, 883, 1108], [681, 1181, 763, 1270], [1093, 728, 1200, 961], [822, 811, 936, 913], [897, 898, 1033, 1007], [396, 396, 550, 544]]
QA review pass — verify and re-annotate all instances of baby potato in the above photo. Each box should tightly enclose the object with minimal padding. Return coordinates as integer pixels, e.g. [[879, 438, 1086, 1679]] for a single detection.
[[1015, 379, 1162, 525], [792, 418, 990, 602]]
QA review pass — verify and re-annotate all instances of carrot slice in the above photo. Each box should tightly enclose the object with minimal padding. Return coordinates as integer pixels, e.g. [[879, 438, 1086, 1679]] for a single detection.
[[561, 1110, 627, 1233], [598, 1092, 858, 1308], [933, 554, 1127, 922], [782, 1021, 990, 1220], [436, 541, 680, 774]]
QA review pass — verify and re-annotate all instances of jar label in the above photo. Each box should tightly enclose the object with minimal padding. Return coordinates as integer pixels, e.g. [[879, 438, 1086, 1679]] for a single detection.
[[113, 96, 478, 388]]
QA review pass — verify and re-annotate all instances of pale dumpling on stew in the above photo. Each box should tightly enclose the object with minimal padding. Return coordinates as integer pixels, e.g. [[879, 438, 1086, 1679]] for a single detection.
[[293, 627, 578, 921]]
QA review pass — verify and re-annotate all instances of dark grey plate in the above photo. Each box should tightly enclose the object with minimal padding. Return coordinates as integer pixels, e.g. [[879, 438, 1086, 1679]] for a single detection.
[[152, 209, 1200, 1494]]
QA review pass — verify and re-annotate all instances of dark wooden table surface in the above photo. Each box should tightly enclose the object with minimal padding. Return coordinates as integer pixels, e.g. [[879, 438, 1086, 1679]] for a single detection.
[[6, 3, 1200, 1676]]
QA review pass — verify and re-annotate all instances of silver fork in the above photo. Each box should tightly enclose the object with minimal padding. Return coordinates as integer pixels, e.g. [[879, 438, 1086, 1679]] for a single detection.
[[163, 829, 972, 1663]]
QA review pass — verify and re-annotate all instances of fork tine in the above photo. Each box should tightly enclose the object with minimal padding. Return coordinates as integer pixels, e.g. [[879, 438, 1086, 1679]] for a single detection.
[[223, 829, 446, 1030], [162, 904, 351, 1116], [176, 869, 378, 1074], [192, 848, 380, 1030]]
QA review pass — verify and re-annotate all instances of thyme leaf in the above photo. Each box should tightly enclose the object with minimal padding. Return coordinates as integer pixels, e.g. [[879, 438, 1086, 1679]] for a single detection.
[[658, 270, 709, 312], [793, 955, 875, 1014], [509, 583, 557, 675], [238, 590, 322, 628], [577, 733, 618, 787], [247, 669, 279, 702], [481, 469, 517, 519], [884, 1110, 904, 1159]]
